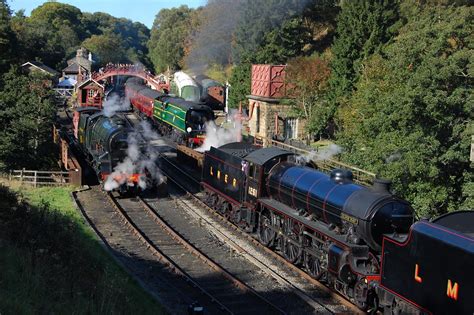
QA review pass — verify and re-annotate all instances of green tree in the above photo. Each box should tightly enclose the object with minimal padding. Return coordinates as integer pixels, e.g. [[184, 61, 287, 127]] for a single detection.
[[336, 4, 473, 217], [10, 2, 84, 68], [286, 55, 331, 139], [228, 61, 251, 108], [148, 5, 195, 73], [0, 68, 57, 170], [81, 12, 151, 66], [0, 0, 16, 74], [255, 17, 312, 64], [329, 0, 400, 101], [82, 33, 127, 64]]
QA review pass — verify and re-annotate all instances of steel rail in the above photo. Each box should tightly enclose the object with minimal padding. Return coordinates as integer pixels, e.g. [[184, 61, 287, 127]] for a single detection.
[[102, 191, 234, 314], [105, 191, 286, 315], [159, 153, 363, 314]]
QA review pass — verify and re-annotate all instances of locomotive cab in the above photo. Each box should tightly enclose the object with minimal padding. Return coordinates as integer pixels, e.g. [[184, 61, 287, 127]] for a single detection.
[[242, 148, 295, 203]]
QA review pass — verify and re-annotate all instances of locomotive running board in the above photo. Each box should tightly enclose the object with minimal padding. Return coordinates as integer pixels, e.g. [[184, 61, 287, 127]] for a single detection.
[[258, 198, 366, 252]]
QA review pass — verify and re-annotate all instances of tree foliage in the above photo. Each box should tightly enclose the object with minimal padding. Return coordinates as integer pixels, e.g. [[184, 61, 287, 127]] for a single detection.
[[8, 2, 150, 69], [336, 3, 473, 216], [227, 61, 251, 108], [82, 33, 127, 64], [286, 55, 331, 139], [81, 12, 151, 66], [147, 5, 196, 73], [329, 0, 400, 102], [0, 0, 15, 74], [0, 69, 57, 170]]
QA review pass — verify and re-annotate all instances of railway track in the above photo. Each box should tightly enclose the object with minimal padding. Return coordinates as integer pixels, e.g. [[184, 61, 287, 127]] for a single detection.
[[73, 187, 230, 314], [158, 151, 362, 314], [74, 185, 286, 314]]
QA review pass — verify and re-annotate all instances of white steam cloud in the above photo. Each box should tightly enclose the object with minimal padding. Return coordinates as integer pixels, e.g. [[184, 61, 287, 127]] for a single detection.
[[196, 112, 242, 152], [103, 94, 130, 118], [104, 120, 166, 191], [296, 144, 343, 164], [385, 152, 402, 163]]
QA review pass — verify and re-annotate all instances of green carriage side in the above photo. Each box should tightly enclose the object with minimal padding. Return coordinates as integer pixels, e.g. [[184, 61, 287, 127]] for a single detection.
[[152, 96, 214, 146], [153, 97, 187, 132]]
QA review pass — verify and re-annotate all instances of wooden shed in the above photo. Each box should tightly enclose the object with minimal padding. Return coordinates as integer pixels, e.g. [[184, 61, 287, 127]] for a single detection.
[[77, 79, 104, 108]]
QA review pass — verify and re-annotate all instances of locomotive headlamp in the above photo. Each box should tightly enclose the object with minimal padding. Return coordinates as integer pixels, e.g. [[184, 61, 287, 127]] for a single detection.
[[187, 127, 192, 133]]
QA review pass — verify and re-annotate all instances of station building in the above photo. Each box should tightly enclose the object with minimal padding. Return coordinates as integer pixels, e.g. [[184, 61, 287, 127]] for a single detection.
[[246, 64, 307, 146]]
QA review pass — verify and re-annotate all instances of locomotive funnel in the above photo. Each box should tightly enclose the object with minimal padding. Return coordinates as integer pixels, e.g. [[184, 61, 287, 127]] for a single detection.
[[371, 178, 392, 193]]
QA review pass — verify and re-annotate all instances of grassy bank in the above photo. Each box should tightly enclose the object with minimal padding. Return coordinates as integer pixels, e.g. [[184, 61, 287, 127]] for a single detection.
[[0, 184, 165, 314]]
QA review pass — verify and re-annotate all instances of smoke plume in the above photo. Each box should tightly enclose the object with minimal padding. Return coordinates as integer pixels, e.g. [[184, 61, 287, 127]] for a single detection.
[[196, 113, 242, 152], [103, 94, 130, 117], [185, 0, 244, 70], [296, 144, 343, 165], [385, 152, 402, 163], [104, 120, 166, 191]]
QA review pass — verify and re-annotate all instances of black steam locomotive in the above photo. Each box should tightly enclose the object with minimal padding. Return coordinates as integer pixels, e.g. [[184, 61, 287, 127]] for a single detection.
[[73, 107, 145, 193], [201, 142, 474, 313]]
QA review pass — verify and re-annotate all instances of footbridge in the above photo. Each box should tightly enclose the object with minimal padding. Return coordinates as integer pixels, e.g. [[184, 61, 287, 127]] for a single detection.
[[91, 64, 169, 91]]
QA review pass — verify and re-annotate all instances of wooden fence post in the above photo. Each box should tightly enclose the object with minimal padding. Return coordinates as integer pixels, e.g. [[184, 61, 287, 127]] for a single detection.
[[34, 171, 37, 188]]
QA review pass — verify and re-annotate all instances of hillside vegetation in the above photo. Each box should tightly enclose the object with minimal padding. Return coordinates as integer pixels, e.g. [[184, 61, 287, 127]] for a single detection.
[[0, 0, 471, 217], [0, 184, 165, 314]]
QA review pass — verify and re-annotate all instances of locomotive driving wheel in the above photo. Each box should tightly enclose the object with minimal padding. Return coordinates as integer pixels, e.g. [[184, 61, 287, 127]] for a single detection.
[[258, 210, 275, 247], [282, 220, 303, 264], [305, 253, 323, 279]]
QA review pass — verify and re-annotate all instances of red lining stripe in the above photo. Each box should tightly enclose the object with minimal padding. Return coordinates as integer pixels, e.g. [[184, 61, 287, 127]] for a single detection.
[[291, 170, 310, 209]]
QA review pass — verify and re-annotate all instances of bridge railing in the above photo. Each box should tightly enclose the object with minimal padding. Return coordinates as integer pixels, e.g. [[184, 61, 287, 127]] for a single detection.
[[91, 64, 169, 91]]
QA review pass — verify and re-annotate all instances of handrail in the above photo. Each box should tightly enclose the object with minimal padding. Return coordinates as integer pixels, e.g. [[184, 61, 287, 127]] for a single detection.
[[263, 138, 376, 186]]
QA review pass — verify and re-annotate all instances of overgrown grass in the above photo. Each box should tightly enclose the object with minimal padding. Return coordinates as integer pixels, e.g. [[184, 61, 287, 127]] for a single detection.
[[0, 184, 166, 314]]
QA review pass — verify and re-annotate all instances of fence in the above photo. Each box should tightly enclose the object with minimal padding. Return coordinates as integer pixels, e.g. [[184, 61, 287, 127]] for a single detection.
[[9, 169, 72, 187], [266, 138, 376, 186]]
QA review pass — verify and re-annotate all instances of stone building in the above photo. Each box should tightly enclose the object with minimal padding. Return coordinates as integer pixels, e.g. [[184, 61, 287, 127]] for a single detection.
[[62, 47, 93, 84], [246, 64, 307, 145]]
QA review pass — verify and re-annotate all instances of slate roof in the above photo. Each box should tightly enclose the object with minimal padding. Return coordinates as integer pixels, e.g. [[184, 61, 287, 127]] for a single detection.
[[63, 63, 88, 73], [21, 61, 59, 76]]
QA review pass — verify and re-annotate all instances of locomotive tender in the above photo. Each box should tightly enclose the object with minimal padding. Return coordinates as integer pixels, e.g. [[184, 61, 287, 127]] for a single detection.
[[125, 79, 214, 147], [201, 142, 473, 313]]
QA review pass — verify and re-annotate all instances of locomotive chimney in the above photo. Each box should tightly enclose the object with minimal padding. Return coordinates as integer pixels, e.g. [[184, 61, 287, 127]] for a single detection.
[[330, 169, 353, 183], [371, 178, 392, 193]]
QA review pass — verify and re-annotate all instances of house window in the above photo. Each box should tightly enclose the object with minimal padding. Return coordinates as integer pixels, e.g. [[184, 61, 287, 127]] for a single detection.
[[88, 89, 95, 98], [284, 118, 298, 139]]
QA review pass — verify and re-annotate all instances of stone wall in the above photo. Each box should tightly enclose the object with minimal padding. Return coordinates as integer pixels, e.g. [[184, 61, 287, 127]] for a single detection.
[[247, 96, 307, 144]]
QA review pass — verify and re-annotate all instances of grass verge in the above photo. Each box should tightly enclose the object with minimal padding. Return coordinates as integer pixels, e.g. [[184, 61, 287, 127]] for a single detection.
[[0, 184, 166, 315]]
